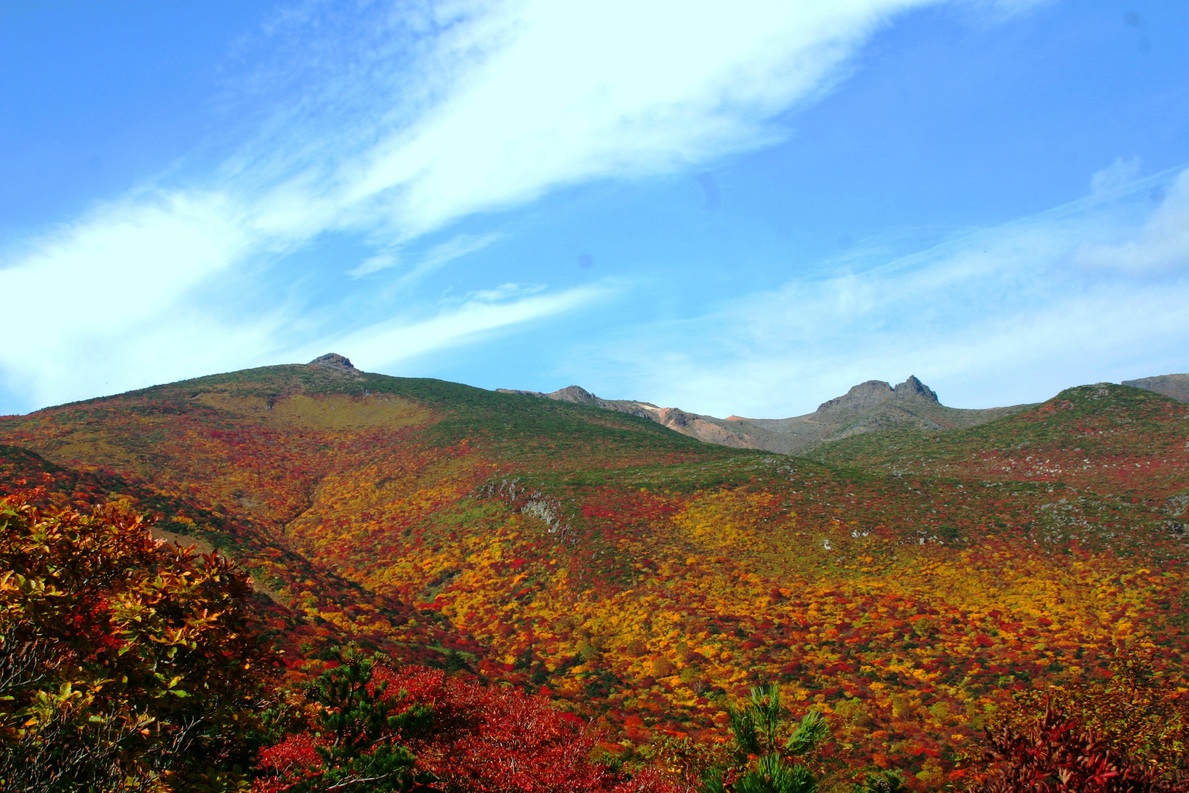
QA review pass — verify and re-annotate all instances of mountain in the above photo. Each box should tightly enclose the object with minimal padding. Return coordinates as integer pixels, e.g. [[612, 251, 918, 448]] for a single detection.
[[809, 380, 1189, 487], [1124, 373, 1189, 403], [2, 356, 1188, 787], [504, 375, 1028, 454]]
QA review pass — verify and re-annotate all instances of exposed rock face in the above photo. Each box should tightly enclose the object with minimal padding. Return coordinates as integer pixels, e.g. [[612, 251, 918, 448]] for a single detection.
[[1123, 374, 1189, 403], [546, 385, 604, 407], [308, 353, 356, 371], [816, 376, 939, 415], [816, 380, 896, 414], [653, 408, 756, 448]]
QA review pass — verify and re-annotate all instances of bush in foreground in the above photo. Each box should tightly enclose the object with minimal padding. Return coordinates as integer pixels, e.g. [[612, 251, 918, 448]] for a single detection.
[[0, 492, 272, 791], [975, 653, 1189, 792]]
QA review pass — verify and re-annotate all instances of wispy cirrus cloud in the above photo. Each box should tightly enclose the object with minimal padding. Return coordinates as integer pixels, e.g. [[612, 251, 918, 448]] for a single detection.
[[306, 282, 615, 372], [333, 0, 939, 239], [349, 232, 503, 280], [225, 0, 953, 244]]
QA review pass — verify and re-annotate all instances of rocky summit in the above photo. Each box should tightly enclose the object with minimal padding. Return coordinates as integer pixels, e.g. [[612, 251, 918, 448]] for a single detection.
[[308, 352, 358, 372]]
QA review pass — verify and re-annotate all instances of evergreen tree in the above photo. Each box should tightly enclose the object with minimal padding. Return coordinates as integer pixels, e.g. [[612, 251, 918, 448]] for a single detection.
[[703, 684, 826, 793]]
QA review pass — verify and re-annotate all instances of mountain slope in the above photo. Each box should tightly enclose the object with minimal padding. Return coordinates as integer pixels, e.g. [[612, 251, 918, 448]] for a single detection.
[[1124, 373, 1189, 403], [0, 356, 742, 670], [0, 439, 477, 670], [2, 357, 1187, 788]]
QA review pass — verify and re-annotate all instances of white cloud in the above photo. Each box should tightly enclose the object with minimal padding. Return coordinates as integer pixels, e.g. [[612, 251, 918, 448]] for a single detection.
[[348, 232, 502, 279], [338, 0, 937, 239], [212, 0, 960, 245], [459, 282, 546, 304], [1076, 168, 1189, 274], [351, 250, 401, 278], [1089, 156, 1141, 200], [416, 232, 503, 275], [0, 190, 276, 409]]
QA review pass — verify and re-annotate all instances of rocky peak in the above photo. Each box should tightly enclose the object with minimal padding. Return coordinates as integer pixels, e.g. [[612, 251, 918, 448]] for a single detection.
[[548, 385, 601, 406], [308, 353, 356, 371], [893, 375, 939, 403], [815, 376, 941, 414]]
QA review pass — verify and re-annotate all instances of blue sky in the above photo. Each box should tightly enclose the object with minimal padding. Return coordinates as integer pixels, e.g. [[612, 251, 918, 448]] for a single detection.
[[2, 0, 1188, 418]]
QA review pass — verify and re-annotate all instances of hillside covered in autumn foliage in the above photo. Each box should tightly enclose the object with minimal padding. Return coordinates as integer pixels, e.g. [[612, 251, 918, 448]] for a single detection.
[[2, 358, 1187, 791]]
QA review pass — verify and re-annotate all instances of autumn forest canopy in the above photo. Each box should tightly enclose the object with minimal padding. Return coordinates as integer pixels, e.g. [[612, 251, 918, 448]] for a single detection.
[[1, 361, 1188, 791]]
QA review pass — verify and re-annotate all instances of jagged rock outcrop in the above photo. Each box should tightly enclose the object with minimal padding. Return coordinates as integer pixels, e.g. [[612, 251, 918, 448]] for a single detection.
[[894, 375, 939, 402]]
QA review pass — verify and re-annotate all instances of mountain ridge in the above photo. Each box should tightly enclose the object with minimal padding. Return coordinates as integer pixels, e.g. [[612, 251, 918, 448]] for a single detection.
[[501, 374, 1030, 454]]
